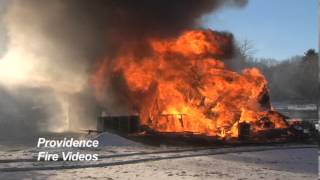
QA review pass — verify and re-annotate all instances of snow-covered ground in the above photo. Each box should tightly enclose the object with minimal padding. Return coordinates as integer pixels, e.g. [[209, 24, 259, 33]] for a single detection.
[[0, 132, 318, 180]]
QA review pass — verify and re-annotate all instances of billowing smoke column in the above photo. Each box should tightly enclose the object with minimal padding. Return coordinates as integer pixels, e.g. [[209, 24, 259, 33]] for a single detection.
[[0, 0, 252, 136]]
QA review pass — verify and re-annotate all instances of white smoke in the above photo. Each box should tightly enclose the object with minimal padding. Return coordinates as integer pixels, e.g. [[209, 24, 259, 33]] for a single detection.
[[0, 0, 96, 135]]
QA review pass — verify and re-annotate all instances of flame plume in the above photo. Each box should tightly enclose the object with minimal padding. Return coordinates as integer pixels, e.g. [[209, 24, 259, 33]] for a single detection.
[[93, 29, 288, 138]]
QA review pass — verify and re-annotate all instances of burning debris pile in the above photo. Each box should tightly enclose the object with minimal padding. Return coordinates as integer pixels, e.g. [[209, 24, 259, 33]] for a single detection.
[[90, 0, 289, 141], [93, 30, 288, 139]]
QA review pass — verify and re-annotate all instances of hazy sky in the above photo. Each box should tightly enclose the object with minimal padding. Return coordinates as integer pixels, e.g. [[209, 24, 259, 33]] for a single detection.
[[0, 0, 318, 60], [204, 0, 318, 60]]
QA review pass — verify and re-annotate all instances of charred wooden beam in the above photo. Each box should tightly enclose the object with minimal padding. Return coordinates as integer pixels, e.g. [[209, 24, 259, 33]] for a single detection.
[[97, 115, 141, 133], [238, 122, 251, 141]]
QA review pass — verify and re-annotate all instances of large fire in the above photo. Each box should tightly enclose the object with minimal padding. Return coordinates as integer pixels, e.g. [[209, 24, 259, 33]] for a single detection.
[[93, 29, 288, 139]]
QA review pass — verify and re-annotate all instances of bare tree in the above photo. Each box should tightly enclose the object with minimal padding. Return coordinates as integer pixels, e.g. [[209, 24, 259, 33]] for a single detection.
[[239, 39, 257, 58]]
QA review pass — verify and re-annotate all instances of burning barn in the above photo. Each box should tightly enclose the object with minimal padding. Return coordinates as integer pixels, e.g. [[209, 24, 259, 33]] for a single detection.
[[94, 30, 290, 142], [87, 1, 294, 143]]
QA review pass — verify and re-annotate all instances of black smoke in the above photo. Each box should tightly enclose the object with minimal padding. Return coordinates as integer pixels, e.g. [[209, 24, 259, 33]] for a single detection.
[[7, 0, 248, 61]]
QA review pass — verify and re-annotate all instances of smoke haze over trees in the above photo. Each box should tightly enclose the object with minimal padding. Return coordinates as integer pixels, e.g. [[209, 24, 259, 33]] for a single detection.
[[243, 49, 318, 103]]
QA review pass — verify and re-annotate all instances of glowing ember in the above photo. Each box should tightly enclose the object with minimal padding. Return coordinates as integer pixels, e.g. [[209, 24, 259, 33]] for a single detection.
[[93, 29, 288, 139]]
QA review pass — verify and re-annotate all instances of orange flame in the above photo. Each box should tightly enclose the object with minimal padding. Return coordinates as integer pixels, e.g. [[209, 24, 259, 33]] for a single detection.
[[93, 29, 288, 138]]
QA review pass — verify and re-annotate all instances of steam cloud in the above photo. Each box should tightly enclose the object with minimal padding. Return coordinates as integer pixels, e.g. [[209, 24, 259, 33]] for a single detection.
[[0, 0, 248, 137]]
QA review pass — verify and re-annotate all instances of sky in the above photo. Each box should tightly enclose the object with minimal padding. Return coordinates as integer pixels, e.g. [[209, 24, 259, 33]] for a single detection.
[[203, 0, 318, 60], [0, 0, 318, 60]]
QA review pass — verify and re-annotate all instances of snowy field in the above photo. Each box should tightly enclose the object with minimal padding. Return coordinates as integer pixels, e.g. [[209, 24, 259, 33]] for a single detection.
[[0, 132, 318, 180]]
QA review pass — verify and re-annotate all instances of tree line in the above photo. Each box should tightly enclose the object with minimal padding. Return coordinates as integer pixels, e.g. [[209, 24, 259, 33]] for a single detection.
[[243, 49, 318, 103]]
